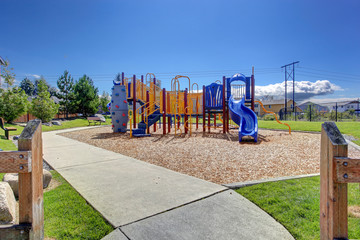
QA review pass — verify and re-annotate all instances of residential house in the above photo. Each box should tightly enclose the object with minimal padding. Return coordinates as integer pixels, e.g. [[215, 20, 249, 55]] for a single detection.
[[326, 100, 360, 113], [257, 99, 302, 117]]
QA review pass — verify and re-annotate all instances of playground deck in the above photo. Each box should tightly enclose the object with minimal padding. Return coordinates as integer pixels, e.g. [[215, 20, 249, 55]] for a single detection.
[[60, 126, 360, 184]]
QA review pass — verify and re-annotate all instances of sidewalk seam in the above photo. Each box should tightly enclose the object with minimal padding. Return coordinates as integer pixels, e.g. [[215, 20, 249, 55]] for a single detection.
[[119, 189, 229, 228], [118, 228, 131, 240]]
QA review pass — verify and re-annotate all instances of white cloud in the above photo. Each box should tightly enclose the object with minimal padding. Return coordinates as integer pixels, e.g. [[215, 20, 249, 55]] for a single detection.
[[255, 80, 343, 101], [31, 74, 41, 79]]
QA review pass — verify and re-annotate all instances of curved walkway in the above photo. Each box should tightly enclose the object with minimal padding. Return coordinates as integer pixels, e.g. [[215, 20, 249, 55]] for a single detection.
[[43, 127, 294, 240]]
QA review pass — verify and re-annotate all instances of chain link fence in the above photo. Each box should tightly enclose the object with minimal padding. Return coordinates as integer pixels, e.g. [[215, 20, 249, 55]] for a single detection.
[[257, 99, 360, 122]]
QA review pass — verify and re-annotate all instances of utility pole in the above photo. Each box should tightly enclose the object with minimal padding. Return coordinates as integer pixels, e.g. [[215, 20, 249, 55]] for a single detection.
[[281, 61, 299, 121]]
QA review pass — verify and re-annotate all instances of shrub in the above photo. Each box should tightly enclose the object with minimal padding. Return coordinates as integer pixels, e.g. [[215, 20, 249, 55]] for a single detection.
[[0, 87, 29, 123], [263, 114, 276, 121]]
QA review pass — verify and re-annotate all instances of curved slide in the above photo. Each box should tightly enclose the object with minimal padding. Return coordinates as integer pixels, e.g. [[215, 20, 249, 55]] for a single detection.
[[229, 96, 258, 142]]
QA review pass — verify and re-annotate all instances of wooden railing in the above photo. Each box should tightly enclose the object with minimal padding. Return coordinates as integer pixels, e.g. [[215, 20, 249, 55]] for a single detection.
[[320, 121, 359, 240], [0, 120, 44, 240]]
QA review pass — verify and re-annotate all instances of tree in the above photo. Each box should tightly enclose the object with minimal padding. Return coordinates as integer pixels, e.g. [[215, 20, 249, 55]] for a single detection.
[[73, 75, 99, 117], [0, 87, 29, 123], [0, 60, 29, 123], [100, 91, 110, 113], [34, 76, 57, 97], [30, 79, 59, 122], [304, 103, 319, 121], [20, 77, 35, 96], [0, 60, 15, 88], [57, 70, 75, 118]]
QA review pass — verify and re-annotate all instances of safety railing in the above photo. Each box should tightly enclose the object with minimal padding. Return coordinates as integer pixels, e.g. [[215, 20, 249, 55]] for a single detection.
[[128, 102, 159, 137]]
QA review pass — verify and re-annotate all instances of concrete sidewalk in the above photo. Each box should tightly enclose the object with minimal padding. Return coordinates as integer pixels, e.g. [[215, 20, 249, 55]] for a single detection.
[[43, 127, 294, 240]]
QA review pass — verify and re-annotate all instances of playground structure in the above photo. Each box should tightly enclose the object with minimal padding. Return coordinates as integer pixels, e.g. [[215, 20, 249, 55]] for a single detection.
[[110, 68, 289, 142]]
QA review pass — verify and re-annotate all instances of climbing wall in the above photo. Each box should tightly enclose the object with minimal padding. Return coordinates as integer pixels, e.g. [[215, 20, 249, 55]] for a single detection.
[[110, 84, 128, 133]]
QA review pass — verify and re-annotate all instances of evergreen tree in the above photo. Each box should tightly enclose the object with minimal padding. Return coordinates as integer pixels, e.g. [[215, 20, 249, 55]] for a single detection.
[[34, 76, 57, 97], [73, 75, 99, 117], [57, 70, 75, 118], [100, 91, 110, 113], [30, 79, 59, 122], [20, 77, 35, 96]]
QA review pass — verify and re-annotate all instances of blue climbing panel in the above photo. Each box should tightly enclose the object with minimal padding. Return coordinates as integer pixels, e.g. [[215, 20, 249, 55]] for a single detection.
[[204, 83, 223, 110]]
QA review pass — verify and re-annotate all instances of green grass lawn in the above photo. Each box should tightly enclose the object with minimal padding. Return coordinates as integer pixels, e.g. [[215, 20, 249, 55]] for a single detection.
[[44, 171, 113, 239], [3, 117, 112, 138], [0, 171, 113, 239], [236, 176, 360, 240], [0, 118, 114, 239], [259, 120, 360, 145], [0, 137, 18, 151]]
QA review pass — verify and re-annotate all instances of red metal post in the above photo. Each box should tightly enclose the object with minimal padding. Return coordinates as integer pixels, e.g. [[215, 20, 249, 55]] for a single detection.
[[163, 88, 166, 135], [167, 93, 171, 133], [141, 75, 144, 100], [146, 91, 150, 134], [177, 93, 180, 129], [208, 112, 210, 132], [251, 68, 255, 111], [202, 85, 206, 133], [223, 76, 226, 133], [133, 75, 136, 128], [141, 75, 145, 122], [184, 88, 188, 134], [153, 77, 157, 132]]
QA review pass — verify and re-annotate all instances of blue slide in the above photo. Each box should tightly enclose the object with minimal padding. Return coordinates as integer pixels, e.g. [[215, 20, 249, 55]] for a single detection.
[[229, 96, 258, 142]]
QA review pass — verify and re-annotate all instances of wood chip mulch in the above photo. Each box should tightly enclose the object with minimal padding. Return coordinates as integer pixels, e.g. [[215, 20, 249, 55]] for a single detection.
[[59, 126, 360, 185]]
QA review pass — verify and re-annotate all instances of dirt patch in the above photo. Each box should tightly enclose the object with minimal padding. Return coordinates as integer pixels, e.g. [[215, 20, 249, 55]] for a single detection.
[[59, 126, 360, 185], [44, 178, 62, 192], [349, 205, 360, 218]]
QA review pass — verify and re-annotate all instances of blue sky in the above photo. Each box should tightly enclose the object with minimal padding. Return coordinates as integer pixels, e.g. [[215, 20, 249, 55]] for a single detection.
[[1, 0, 359, 103]]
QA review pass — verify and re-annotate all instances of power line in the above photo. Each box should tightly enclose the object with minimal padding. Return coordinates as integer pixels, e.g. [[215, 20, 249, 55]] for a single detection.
[[297, 69, 360, 81], [299, 66, 360, 78], [297, 73, 360, 83]]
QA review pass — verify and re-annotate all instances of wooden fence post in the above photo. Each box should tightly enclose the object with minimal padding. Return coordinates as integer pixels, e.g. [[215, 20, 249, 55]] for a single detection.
[[0, 119, 44, 240], [320, 121, 355, 240]]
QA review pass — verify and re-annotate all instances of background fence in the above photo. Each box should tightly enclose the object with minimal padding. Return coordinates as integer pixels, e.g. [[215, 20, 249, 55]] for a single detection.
[[257, 99, 360, 122], [13, 112, 79, 123]]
